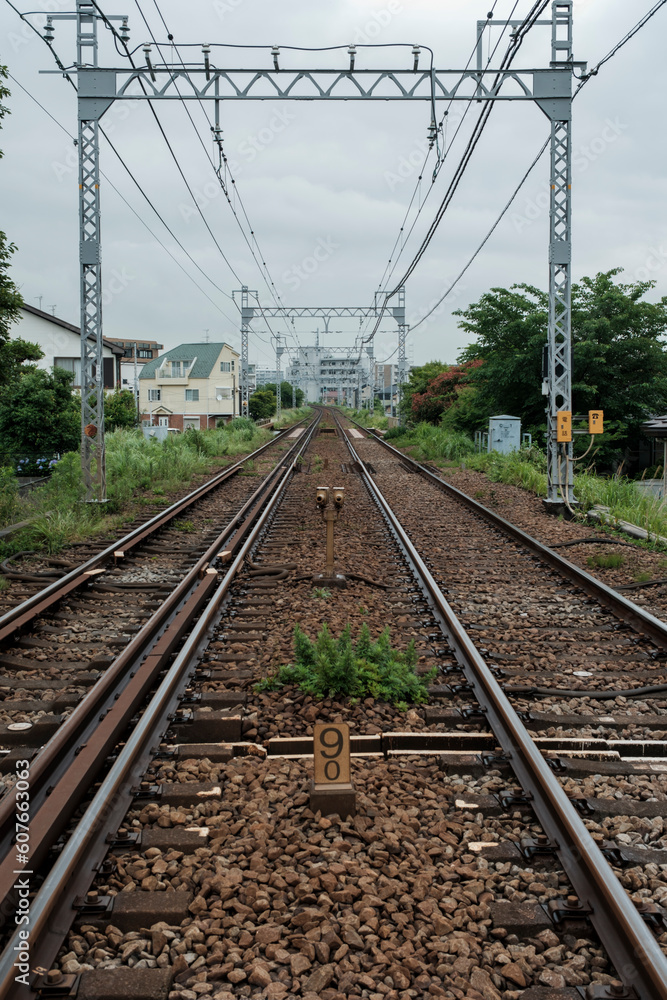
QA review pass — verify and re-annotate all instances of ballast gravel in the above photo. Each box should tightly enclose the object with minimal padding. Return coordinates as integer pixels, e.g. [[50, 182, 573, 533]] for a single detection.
[[59, 756, 621, 999]]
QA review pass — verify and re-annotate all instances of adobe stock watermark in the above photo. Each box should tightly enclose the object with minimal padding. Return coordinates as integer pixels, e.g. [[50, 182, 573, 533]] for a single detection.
[[408, 274, 471, 330], [384, 110, 463, 192], [282, 237, 340, 293], [632, 244, 667, 284], [6, 0, 69, 53], [102, 267, 135, 307], [51, 101, 138, 183], [179, 106, 296, 224], [212, 0, 244, 18], [352, 1, 404, 44], [512, 117, 628, 234]]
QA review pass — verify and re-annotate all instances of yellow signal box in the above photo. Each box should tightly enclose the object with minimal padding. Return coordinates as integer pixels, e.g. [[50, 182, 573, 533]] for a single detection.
[[557, 411, 572, 443], [588, 410, 603, 435]]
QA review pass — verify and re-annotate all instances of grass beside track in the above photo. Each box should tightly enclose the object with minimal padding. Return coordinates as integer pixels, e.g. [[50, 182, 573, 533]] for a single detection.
[[343, 412, 667, 545], [0, 410, 310, 557]]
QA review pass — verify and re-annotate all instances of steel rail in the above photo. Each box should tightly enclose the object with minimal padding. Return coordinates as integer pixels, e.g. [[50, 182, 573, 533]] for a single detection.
[[355, 420, 667, 651], [0, 414, 322, 998], [0, 418, 306, 643], [0, 413, 318, 858], [336, 414, 667, 1000]]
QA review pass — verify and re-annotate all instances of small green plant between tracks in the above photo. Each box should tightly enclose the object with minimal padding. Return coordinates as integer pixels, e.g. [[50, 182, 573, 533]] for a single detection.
[[311, 587, 331, 600], [256, 623, 436, 707], [587, 552, 625, 570]]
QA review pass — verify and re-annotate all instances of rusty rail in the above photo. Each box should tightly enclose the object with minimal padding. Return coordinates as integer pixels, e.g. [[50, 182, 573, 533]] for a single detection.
[[0, 412, 321, 996], [338, 411, 667, 1000], [0, 417, 308, 643]]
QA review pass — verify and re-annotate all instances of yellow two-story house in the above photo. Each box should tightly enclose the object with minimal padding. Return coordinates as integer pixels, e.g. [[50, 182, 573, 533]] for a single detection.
[[139, 342, 240, 430]]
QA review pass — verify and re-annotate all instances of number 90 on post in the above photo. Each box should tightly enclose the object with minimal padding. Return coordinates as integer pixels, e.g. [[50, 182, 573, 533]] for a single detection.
[[313, 723, 351, 786]]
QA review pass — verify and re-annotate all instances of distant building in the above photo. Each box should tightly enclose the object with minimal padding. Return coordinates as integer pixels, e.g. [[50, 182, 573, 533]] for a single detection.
[[12, 305, 123, 389], [138, 342, 240, 430], [105, 338, 164, 395]]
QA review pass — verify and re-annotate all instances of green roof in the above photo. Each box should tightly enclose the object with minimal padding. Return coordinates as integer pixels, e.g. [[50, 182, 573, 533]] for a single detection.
[[139, 342, 237, 380]]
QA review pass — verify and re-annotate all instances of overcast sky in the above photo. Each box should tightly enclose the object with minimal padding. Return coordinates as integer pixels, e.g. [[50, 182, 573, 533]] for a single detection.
[[1, 0, 666, 372]]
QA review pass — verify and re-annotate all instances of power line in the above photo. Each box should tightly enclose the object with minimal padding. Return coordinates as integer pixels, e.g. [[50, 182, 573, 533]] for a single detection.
[[88, 0, 244, 292], [6, 71, 237, 323], [374, 1, 520, 303], [360, 0, 550, 349], [410, 0, 667, 333], [2, 7, 243, 325], [134, 0, 292, 346]]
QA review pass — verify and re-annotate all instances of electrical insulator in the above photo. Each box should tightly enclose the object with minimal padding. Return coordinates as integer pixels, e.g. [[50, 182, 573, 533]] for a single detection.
[[44, 17, 55, 43], [119, 19, 130, 43], [557, 411, 572, 443], [588, 410, 603, 435]]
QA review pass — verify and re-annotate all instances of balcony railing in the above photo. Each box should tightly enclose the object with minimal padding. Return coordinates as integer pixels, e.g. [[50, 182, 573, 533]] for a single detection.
[[155, 358, 196, 384]]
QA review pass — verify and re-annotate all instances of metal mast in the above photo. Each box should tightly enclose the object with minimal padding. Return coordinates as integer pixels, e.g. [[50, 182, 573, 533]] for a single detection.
[[237, 287, 256, 414], [275, 338, 284, 421], [546, 1, 574, 505], [77, 1, 105, 501]]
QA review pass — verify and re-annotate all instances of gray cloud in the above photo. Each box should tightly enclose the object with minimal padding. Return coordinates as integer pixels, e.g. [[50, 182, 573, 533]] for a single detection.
[[1, 0, 666, 371]]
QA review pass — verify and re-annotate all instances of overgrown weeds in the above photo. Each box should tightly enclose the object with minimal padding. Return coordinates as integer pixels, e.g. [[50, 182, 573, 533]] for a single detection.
[[256, 623, 435, 706], [587, 552, 625, 570], [0, 420, 281, 555]]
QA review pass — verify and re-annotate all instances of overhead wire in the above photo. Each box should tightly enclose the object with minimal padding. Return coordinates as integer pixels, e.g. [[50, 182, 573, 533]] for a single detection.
[[134, 0, 289, 336], [5, 0, 241, 307], [132, 0, 304, 371], [374, 0, 520, 303], [370, 0, 508, 307], [359, 0, 551, 352], [410, 0, 667, 332], [5, 71, 238, 324], [87, 0, 244, 294]]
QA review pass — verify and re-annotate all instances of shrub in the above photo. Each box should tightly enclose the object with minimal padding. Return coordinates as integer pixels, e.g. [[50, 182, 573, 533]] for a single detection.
[[257, 622, 435, 706], [0, 466, 19, 527]]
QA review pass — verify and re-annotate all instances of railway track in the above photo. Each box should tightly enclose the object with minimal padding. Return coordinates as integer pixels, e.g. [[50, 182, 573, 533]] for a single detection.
[[0, 420, 311, 766], [1, 408, 667, 1000]]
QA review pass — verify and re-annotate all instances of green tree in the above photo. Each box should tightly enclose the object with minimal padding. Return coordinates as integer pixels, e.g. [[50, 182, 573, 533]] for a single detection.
[[0, 67, 27, 376], [264, 381, 304, 408], [248, 388, 276, 420], [104, 388, 137, 431], [0, 367, 80, 463], [399, 360, 449, 421], [456, 270, 667, 458]]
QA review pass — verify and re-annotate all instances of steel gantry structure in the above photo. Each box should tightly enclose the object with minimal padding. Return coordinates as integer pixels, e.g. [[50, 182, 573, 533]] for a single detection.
[[238, 296, 407, 416], [52, 0, 579, 501]]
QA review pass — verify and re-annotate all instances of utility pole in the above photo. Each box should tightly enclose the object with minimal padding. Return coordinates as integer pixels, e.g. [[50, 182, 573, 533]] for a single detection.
[[133, 342, 139, 425], [545, 2, 574, 506], [275, 338, 285, 422]]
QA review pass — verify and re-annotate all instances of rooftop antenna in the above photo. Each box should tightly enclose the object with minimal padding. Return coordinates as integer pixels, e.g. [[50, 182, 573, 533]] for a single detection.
[[204, 328, 210, 343], [48, 305, 57, 316], [35, 296, 43, 310]]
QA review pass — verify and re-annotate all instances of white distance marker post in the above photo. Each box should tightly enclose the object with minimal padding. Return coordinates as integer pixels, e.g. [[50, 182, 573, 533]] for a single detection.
[[310, 722, 356, 818]]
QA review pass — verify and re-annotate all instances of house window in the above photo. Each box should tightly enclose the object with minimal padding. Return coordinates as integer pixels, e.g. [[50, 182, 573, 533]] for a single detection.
[[185, 389, 199, 401], [172, 360, 192, 377], [158, 417, 169, 427], [232, 360, 235, 370], [54, 357, 82, 383], [138, 350, 152, 359], [220, 361, 231, 373], [216, 387, 231, 399], [148, 389, 161, 401]]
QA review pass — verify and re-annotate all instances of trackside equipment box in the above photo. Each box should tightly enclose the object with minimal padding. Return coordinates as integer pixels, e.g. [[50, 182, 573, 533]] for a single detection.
[[488, 415, 521, 454]]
